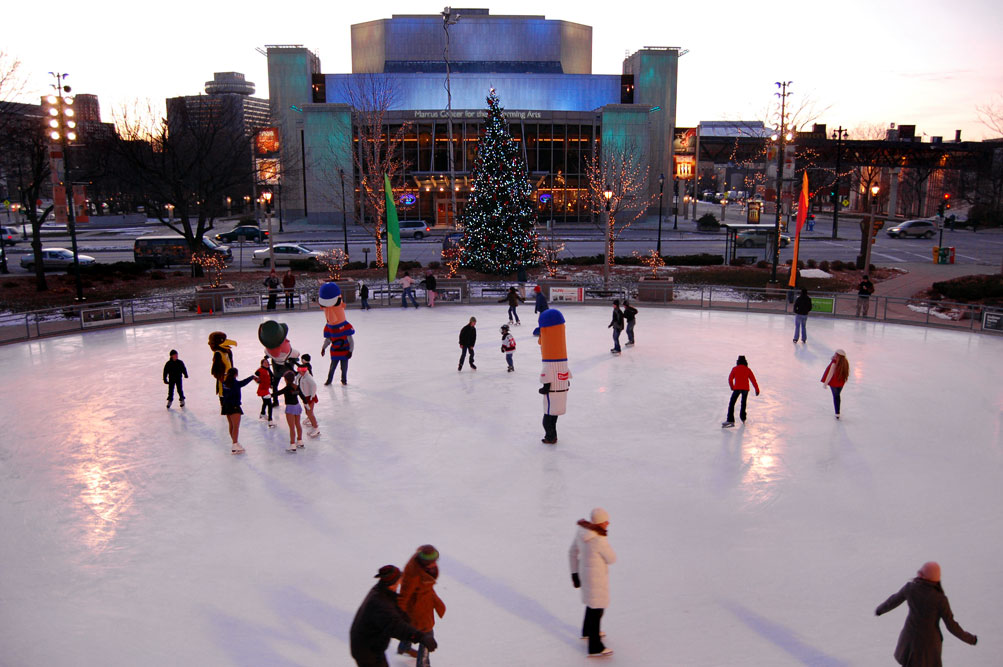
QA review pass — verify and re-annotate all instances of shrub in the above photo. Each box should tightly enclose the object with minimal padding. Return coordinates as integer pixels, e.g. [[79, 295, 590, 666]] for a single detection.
[[398, 260, 423, 271], [68, 261, 149, 278], [797, 260, 805, 270], [697, 213, 720, 231], [344, 261, 367, 271], [932, 274, 1003, 302], [663, 253, 724, 266], [756, 260, 770, 269], [807, 259, 817, 269], [150, 270, 166, 280], [290, 258, 323, 272], [829, 260, 845, 271], [819, 260, 830, 272], [2, 280, 17, 288], [427, 261, 441, 270]]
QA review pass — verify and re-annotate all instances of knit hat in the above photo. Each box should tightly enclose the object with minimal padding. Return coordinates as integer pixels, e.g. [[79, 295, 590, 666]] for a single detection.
[[533, 285, 541, 293], [917, 561, 941, 582], [375, 565, 402, 585], [301, 353, 311, 363], [834, 349, 846, 357], [169, 349, 178, 356], [590, 507, 610, 524], [318, 282, 343, 307], [416, 545, 439, 563], [737, 355, 748, 366]]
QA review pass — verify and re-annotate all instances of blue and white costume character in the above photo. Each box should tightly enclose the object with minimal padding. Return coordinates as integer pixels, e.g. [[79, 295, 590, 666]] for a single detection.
[[535, 308, 572, 444]]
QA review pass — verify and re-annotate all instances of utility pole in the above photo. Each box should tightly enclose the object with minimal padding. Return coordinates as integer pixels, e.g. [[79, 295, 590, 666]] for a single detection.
[[770, 81, 792, 284], [831, 126, 846, 239], [48, 73, 84, 301]]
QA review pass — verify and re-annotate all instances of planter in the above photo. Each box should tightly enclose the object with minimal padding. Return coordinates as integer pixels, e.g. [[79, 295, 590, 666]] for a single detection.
[[637, 277, 674, 303], [194, 283, 235, 313], [336, 278, 357, 303]]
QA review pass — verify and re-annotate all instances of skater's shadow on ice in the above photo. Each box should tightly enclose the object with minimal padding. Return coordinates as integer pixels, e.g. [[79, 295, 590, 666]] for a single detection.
[[168, 409, 223, 442], [205, 586, 352, 665], [711, 429, 752, 495], [792, 344, 824, 363], [443, 556, 580, 649], [720, 599, 849, 666]]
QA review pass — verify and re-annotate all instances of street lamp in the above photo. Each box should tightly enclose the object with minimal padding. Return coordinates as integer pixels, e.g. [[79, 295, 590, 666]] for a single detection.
[[338, 168, 349, 255], [262, 191, 274, 268], [657, 173, 664, 254], [45, 72, 83, 301], [831, 126, 847, 239], [770, 80, 793, 284], [602, 188, 613, 286], [672, 177, 679, 231], [861, 185, 880, 272]]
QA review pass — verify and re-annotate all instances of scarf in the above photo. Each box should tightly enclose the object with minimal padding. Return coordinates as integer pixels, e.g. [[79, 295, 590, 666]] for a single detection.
[[577, 519, 607, 536]]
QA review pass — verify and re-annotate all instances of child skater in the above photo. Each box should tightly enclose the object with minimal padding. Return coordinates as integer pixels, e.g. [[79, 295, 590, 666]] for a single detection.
[[254, 357, 275, 427], [163, 349, 188, 409], [500, 324, 516, 372], [221, 368, 255, 454], [296, 361, 321, 437], [279, 370, 304, 452], [821, 349, 849, 419]]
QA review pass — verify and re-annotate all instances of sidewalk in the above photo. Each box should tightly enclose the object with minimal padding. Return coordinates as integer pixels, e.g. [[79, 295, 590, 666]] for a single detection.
[[873, 262, 1001, 299]]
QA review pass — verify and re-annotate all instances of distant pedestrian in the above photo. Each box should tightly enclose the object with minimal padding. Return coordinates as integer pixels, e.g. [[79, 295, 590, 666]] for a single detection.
[[533, 285, 548, 314], [163, 348, 188, 409], [875, 561, 978, 666], [856, 274, 875, 317], [793, 287, 812, 343], [608, 299, 624, 354], [282, 269, 296, 309], [569, 507, 617, 657], [622, 300, 638, 346], [422, 272, 438, 307], [458, 317, 477, 371], [296, 362, 320, 437], [264, 269, 281, 310], [820, 349, 849, 419], [359, 281, 372, 310], [500, 323, 516, 372], [722, 355, 760, 427], [254, 356, 275, 427], [498, 286, 525, 324], [350, 565, 437, 667], [221, 368, 255, 454], [400, 271, 419, 308], [396, 545, 446, 664]]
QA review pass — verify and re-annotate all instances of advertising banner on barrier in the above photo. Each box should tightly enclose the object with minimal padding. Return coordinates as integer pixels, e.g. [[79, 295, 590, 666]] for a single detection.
[[80, 306, 124, 328], [550, 286, 584, 302], [223, 294, 262, 313]]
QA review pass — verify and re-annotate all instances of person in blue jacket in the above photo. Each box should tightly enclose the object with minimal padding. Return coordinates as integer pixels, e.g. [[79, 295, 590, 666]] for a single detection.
[[533, 285, 549, 314]]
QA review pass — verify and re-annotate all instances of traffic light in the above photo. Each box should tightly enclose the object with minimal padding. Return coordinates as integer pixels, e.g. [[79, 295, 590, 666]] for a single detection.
[[944, 193, 951, 210]]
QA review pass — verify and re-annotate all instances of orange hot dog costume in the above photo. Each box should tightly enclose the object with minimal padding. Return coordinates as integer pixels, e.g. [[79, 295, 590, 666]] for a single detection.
[[536, 308, 572, 415]]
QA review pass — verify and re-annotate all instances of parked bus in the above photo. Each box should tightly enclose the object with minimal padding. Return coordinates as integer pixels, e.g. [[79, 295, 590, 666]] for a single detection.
[[134, 234, 232, 267]]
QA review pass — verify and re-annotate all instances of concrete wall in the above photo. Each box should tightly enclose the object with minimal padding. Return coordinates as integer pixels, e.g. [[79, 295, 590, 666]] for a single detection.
[[623, 49, 679, 204], [302, 104, 355, 225], [268, 48, 320, 220]]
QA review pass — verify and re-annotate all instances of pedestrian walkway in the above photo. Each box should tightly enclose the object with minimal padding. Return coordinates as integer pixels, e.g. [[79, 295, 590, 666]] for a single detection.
[[873, 262, 1000, 299]]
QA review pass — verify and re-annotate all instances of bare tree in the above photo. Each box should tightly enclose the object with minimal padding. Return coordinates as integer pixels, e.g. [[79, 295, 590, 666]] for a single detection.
[[848, 123, 888, 211], [976, 94, 1003, 138], [898, 166, 936, 217], [343, 75, 410, 268], [3, 116, 54, 289]]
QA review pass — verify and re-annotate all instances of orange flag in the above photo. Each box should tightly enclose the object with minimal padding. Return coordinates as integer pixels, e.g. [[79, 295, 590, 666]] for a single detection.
[[788, 172, 809, 287]]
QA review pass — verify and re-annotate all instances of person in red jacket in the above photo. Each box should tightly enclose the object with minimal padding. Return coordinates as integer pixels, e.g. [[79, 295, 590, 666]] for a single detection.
[[723, 355, 760, 427], [253, 357, 276, 427], [821, 349, 849, 419]]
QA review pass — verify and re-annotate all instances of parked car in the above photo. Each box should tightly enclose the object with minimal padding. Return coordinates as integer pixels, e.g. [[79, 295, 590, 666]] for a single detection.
[[134, 235, 232, 267], [20, 247, 97, 271], [886, 219, 937, 239], [735, 229, 791, 248], [381, 220, 431, 239], [251, 243, 322, 268], [442, 232, 464, 250], [215, 224, 268, 243], [1, 226, 18, 246]]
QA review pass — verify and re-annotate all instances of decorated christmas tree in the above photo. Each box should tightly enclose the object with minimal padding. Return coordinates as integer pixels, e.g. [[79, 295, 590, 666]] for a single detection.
[[460, 89, 539, 274]]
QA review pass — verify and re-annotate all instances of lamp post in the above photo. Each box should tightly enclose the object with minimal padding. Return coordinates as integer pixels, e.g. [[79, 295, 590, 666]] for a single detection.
[[657, 173, 664, 254], [672, 177, 679, 230], [442, 7, 460, 229], [262, 191, 274, 269], [602, 188, 613, 286], [338, 168, 349, 255], [289, 105, 308, 223], [860, 185, 880, 271], [831, 126, 846, 239], [46, 73, 83, 301], [770, 80, 793, 284]]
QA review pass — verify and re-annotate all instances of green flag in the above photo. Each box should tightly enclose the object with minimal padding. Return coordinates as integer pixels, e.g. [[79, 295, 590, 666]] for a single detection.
[[384, 174, 401, 284]]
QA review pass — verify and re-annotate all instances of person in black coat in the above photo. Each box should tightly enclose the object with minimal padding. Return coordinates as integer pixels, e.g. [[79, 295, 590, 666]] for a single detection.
[[622, 300, 638, 346], [792, 287, 812, 343], [533, 285, 548, 314], [608, 300, 624, 354], [163, 349, 188, 409], [350, 565, 437, 667], [422, 272, 438, 307], [458, 317, 477, 371], [498, 286, 526, 324], [875, 561, 977, 666]]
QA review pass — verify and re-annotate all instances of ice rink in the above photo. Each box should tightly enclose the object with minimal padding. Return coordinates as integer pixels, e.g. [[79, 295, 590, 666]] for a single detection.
[[1, 302, 1001, 666]]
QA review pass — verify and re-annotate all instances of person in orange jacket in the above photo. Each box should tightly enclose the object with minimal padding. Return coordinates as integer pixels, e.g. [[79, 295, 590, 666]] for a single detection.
[[396, 545, 446, 665], [722, 355, 760, 427]]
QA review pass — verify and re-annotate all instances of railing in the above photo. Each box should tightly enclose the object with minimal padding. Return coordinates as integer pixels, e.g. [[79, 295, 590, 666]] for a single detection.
[[1, 282, 1000, 344]]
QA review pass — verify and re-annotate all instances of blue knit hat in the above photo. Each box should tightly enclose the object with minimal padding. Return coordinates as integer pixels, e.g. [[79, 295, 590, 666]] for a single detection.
[[318, 282, 342, 307]]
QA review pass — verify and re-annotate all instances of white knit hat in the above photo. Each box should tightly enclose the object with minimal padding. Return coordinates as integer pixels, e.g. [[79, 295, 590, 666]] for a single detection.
[[834, 349, 846, 357], [590, 507, 610, 524]]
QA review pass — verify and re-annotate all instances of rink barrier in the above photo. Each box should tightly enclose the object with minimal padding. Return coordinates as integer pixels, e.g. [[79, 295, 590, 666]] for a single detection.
[[1, 283, 1001, 344]]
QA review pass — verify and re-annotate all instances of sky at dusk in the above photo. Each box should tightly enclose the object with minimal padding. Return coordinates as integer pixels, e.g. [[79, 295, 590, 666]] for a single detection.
[[6, 0, 1003, 140]]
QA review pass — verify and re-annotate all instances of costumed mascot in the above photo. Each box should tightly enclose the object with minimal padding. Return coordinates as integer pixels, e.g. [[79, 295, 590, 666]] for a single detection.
[[318, 282, 355, 378], [535, 308, 571, 444], [208, 331, 237, 406], [257, 320, 300, 396]]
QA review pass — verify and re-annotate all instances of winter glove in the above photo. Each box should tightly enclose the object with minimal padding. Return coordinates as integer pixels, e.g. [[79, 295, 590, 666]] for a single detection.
[[418, 632, 438, 651], [539, 383, 551, 395], [164, 379, 168, 384], [320, 348, 325, 356], [501, 346, 505, 352], [346, 352, 353, 359], [572, 573, 581, 588]]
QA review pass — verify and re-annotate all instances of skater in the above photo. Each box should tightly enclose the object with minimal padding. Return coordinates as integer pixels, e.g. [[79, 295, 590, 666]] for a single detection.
[[498, 286, 525, 324], [282, 269, 296, 309], [350, 565, 437, 667], [396, 545, 446, 664], [793, 287, 812, 343], [321, 331, 353, 385], [422, 272, 437, 307], [533, 285, 548, 314], [608, 300, 624, 354], [278, 370, 303, 451], [722, 355, 760, 427], [821, 349, 849, 419], [220, 368, 255, 454], [458, 317, 477, 371], [296, 362, 320, 437], [537, 308, 571, 444], [299, 352, 314, 375], [569, 507, 616, 658], [400, 271, 419, 308], [500, 324, 516, 372], [875, 561, 978, 665], [163, 348, 188, 408], [253, 357, 275, 427], [208, 331, 237, 408], [359, 281, 372, 310], [856, 274, 875, 317], [264, 269, 281, 310], [622, 300, 637, 346]]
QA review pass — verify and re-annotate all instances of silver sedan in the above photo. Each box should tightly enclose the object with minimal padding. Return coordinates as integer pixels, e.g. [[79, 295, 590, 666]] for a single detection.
[[251, 243, 322, 268]]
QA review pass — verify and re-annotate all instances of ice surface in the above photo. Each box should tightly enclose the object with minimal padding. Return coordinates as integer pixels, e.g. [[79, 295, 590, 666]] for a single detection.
[[1, 304, 1001, 666]]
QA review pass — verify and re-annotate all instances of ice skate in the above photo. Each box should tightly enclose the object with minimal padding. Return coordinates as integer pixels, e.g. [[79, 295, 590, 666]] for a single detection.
[[470, 363, 477, 370], [721, 421, 735, 428], [625, 341, 634, 346], [296, 440, 304, 448], [323, 381, 332, 386], [507, 367, 514, 372], [610, 349, 621, 355], [286, 444, 297, 453], [458, 364, 463, 371], [268, 420, 276, 428], [541, 437, 557, 445], [258, 414, 266, 421], [179, 399, 185, 408], [231, 443, 245, 455], [588, 648, 614, 657], [835, 414, 840, 420], [308, 428, 321, 438], [166, 398, 172, 409]]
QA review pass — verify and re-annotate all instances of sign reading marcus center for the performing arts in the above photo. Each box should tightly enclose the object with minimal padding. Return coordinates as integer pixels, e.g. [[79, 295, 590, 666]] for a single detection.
[[413, 109, 544, 120]]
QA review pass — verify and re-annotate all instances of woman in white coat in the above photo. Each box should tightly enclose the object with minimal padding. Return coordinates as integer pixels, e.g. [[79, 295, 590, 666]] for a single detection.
[[569, 507, 617, 657]]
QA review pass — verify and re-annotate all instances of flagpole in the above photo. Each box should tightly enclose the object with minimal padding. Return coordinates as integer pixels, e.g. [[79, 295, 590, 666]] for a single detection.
[[788, 172, 809, 287]]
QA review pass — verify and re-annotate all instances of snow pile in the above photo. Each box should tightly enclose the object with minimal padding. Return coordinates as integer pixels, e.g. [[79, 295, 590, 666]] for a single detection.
[[798, 268, 832, 278]]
